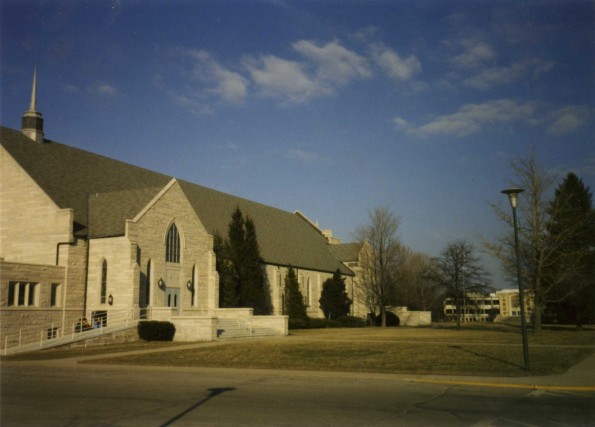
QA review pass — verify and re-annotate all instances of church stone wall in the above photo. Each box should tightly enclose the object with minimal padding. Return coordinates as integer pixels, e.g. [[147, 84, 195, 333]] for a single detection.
[[130, 182, 218, 313], [0, 148, 88, 338], [263, 264, 333, 318], [0, 261, 67, 336], [0, 147, 73, 265], [61, 238, 89, 325], [87, 236, 135, 314]]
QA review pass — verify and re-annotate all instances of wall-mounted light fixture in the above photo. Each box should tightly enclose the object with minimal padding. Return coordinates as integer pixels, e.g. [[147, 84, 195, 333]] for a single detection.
[[158, 278, 166, 290], [108, 294, 113, 306], [186, 280, 194, 291]]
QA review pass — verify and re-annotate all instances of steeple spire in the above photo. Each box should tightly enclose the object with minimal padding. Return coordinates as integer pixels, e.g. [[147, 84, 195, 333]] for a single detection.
[[29, 67, 38, 111], [21, 67, 45, 143]]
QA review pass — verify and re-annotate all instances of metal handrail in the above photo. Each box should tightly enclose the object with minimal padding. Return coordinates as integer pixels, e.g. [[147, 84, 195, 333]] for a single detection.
[[2, 308, 144, 355]]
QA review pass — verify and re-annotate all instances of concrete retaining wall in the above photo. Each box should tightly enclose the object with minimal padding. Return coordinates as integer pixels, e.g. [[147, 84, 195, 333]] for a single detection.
[[172, 316, 218, 341]]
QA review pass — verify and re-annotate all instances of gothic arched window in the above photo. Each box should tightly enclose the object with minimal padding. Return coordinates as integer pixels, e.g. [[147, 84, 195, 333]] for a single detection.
[[166, 223, 180, 263]]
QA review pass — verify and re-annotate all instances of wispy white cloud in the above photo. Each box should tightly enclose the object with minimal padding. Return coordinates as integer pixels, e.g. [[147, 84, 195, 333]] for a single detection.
[[244, 54, 322, 103], [293, 39, 371, 83], [158, 37, 421, 108], [371, 43, 421, 81], [245, 39, 370, 103], [449, 39, 496, 69], [154, 48, 247, 114], [395, 100, 594, 138], [188, 50, 248, 104], [394, 99, 538, 137], [463, 63, 527, 90], [88, 83, 119, 96], [546, 105, 594, 135], [464, 59, 554, 90]]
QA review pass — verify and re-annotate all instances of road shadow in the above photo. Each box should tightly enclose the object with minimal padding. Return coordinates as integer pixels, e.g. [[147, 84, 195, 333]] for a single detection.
[[448, 345, 523, 371], [160, 387, 236, 426]]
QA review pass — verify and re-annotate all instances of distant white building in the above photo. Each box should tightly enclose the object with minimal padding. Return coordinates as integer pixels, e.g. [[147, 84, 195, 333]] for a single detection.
[[443, 289, 534, 323], [444, 292, 499, 323]]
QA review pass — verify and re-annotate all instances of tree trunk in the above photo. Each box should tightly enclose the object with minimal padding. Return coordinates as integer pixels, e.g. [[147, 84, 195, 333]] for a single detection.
[[533, 275, 542, 333], [533, 304, 541, 332], [455, 300, 461, 328]]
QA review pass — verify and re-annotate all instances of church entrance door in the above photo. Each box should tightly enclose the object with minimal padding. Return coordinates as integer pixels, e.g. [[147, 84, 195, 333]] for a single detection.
[[165, 267, 182, 315], [165, 287, 181, 315]]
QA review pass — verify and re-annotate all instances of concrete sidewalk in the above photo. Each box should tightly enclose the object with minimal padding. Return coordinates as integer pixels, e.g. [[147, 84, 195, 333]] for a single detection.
[[410, 351, 595, 392]]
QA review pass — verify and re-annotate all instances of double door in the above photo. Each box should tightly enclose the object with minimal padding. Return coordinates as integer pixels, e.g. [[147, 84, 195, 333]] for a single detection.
[[165, 267, 181, 315]]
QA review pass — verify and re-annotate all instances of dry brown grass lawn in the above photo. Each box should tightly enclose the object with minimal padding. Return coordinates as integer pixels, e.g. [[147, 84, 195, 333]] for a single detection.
[[7, 324, 595, 377], [79, 324, 595, 377]]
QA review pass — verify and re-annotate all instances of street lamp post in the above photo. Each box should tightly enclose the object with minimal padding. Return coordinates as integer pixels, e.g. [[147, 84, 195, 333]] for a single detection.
[[501, 188, 531, 371]]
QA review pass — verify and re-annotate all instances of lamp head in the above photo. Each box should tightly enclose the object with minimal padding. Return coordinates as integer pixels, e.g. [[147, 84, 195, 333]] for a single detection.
[[501, 188, 524, 209]]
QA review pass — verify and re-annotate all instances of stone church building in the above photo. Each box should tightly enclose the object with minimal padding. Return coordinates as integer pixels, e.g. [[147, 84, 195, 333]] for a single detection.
[[1, 74, 368, 346]]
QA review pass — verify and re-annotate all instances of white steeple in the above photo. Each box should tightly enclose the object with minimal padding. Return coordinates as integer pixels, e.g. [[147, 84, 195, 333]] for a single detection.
[[21, 67, 45, 143]]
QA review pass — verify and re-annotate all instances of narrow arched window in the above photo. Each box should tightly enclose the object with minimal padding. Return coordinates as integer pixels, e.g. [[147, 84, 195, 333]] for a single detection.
[[146, 259, 152, 304], [166, 223, 180, 263], [101, 260, 108, 304]]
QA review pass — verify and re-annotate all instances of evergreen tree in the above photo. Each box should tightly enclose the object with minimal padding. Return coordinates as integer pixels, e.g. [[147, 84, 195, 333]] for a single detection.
[[214, 208, 270, 314], [214, 231, 238, 307], [242, 217, 271, 314], [544, 173, 595, 327], [227, 208, 246, 298], [284, 266, 307, 320], [319, 269, 352, 320]]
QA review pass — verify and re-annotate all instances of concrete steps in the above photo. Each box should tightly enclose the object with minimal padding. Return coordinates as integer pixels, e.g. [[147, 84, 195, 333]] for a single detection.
[[216, 318, 279, 339]]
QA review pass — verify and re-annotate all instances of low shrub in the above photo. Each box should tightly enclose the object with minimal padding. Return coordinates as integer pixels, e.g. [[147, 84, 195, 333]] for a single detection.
[[337, 315, 367, 328], [288, 318, 310, 330], [138, 321, 176, 341], [288, 316, 367, 329]]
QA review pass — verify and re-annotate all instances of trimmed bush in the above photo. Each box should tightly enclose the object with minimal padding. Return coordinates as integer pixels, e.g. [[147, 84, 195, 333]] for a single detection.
[[138, 321, 176, 341], [337, 315, 367, 328], [288, 318, 310, 330], [288, 316, 367, 330]]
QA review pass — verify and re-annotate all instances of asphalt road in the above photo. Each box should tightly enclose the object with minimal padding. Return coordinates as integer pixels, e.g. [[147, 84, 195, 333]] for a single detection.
[[2, 360, 594, 426]]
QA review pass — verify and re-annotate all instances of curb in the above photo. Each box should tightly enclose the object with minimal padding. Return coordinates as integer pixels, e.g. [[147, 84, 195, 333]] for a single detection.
[[411, 378, 595, 392]]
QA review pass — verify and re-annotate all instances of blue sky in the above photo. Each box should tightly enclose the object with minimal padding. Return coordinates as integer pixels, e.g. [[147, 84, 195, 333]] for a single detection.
[[2, 0, 594, 286]]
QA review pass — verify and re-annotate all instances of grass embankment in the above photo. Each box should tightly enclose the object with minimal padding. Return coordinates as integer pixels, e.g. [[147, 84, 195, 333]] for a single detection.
[[7, 324, 595, 377]]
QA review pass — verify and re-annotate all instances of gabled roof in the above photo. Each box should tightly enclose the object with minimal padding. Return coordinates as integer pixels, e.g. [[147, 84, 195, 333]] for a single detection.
[[178, 181, 352, 275], [1, 126, 171, 235], [328, 243, 363, 263], [1, 126, 352, 275]]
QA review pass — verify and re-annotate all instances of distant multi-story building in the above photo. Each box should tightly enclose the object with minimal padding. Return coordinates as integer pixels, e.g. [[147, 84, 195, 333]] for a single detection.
[[443, 292, 499, 323], [496, 289, 534, 319], [443, 289, 534, 323]]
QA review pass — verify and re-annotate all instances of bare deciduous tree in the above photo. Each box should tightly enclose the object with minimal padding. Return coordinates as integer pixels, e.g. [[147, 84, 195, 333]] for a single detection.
[[486, 150, 584, 331], [355, 207, 403, 327], [431, 240, 491, 328], [396, 250, 444, 316]]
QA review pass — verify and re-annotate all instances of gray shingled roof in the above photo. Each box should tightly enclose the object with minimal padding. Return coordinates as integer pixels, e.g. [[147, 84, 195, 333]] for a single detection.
[[1, 126, 171, 235], [328, 243, 363, 263], [1, 126, 352, 275]]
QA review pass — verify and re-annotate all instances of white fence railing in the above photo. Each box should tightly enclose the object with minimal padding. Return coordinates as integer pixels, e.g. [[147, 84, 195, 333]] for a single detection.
[[1, 309, 143, 355]]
